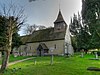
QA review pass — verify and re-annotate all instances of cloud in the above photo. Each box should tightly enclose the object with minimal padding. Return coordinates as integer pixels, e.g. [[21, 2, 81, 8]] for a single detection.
[[29, 0, 36, 2], [29, 0, 46, 2]]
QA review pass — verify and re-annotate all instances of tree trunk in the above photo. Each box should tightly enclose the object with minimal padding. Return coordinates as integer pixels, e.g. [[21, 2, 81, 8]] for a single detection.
[[0, 50, 10, 72], [0, 28, 12, 72]]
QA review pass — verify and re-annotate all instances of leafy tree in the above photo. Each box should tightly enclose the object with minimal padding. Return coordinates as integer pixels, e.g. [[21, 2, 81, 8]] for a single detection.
[[11, 33, 22, 54], [70, 14, 79, 51], [82, 0, 100, 49], [70, 13, 90, 52], [0, 16, 7, 48]]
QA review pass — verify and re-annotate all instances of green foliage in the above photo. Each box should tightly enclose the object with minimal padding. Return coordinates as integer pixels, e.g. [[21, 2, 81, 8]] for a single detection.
[[0, 16, 7, 47], [82, 0, 100, 49], [71, 36, 77, 51], [0, 16, 22, 50], [70, 13, 90, 51], [70, 14, 81, 51], [82, 0, 100, 23], [12, 33, 22, 49], [71, 0, 100, 50]]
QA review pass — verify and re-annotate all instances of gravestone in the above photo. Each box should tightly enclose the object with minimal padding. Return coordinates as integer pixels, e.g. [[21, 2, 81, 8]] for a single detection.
[[49, 47, 54, 65], [80, 49, 84, 58], [89, 52, 99, 60], [81, 52, 84, 58], [34, 57, 36, 65], [95, 52, 98, 59]]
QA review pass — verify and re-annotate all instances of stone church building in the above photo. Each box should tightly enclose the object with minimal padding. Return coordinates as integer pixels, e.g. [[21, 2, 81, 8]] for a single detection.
[[13, 10, 74, 56]]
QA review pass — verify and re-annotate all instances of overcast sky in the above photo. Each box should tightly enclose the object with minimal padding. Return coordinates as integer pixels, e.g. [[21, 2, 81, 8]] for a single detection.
[[0, 0, 82, 35]]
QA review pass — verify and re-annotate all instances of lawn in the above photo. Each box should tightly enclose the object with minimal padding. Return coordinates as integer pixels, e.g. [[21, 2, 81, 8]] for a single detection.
[[1, 54, 100, 75], [0, 55, 32, 64]]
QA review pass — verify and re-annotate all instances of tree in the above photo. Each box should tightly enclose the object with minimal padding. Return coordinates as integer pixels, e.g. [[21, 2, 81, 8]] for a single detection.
[[38, 25, 46, 30], [11, 33, 22, 54], [69, 13, 90, 52], [70, 13, 82, 51], [0, 16, 7, 48], [23, 24, 38, 35], [81, 0, 100, 49], [0, 2, 25, 72], [24, 24, 46, 35], [69, 14, 79, 51]]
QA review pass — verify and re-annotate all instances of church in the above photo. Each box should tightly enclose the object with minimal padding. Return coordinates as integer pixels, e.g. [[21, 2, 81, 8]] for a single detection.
[[13, 10, 74, 56]]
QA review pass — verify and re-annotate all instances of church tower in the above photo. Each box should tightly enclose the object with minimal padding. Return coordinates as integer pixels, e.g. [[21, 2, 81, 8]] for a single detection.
[[54, 10, 67, 33]]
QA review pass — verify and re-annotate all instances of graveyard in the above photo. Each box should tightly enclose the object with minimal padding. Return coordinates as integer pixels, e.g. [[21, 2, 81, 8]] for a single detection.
[[0, 53, 100, 75], [0, 0, 99, 74]]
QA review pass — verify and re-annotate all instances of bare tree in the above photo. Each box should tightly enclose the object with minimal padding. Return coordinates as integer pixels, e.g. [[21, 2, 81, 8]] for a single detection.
[[23, 24, 38, 35], [38, 25, 46, 30], [0, 2, 26, 72], [24, 24, 46, 35]]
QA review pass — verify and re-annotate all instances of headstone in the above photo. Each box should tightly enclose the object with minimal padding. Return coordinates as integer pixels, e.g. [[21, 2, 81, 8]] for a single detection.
[[50, 54, 53, 65], [14, 53, 18, 57], [34, 57, 36, 65], [95, 52, 98, 59], [80, 49, 84, 58], [50, 47, 54, 65], [81, 53, 84, 58]]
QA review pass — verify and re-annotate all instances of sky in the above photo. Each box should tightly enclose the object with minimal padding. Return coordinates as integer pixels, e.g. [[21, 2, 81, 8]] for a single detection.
[[0, 0, 82, 35]]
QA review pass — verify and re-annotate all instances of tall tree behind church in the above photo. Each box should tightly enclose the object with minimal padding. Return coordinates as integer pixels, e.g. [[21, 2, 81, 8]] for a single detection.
[[70, 13, 90, 51], [82, 0, 100, 49]]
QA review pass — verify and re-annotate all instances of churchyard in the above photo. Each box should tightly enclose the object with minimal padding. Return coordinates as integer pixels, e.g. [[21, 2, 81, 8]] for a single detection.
[[0, 53, 100, 75]]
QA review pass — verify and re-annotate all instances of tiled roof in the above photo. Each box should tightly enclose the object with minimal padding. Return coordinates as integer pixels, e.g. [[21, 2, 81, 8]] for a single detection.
[[21, 28, 66, 44], [54, 10, 64, 23]]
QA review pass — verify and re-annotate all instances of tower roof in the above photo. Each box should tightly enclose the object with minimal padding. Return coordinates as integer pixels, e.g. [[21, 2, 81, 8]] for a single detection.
[[54, 10, 64, 23]]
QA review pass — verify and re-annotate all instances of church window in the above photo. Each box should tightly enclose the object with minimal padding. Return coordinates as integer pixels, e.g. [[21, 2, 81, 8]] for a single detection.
[[30, 46, 31, 50], [54, 44, 56, 49]]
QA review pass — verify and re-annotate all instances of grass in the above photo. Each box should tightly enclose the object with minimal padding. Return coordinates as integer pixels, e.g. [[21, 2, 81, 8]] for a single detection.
[[0, 55, 32, 64], [1, 54, 100, 75], [9, 55, 32, 62]]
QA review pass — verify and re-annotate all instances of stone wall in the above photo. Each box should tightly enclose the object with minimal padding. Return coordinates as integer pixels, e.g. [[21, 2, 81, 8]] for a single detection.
[[17, 40, 65, 56]]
